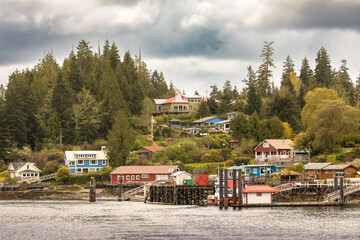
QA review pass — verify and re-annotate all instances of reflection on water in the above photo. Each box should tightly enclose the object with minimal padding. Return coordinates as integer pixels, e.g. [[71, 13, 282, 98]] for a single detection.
[[1, 200, 360, 240]]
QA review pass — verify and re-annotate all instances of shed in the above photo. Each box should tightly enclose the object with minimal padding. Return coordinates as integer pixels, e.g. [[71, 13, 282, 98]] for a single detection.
[[169, 119, 181, 128], [172, 171, 192, 185], [242, 185, 279, 204]]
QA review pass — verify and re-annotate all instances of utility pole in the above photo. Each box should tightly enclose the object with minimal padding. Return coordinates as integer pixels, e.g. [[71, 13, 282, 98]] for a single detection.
[[308, 145, 311, 163]]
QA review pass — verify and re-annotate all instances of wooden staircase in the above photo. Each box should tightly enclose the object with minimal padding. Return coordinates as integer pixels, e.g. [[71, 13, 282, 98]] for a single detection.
[[24, 173, 57, 183], [324, 184, 360, 202], [120, 180, 162, 200], [273, 183, 297, 192]]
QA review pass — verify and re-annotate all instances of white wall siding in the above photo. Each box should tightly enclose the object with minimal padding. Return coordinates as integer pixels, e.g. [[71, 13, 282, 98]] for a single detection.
[[246, 193, 272, 204]]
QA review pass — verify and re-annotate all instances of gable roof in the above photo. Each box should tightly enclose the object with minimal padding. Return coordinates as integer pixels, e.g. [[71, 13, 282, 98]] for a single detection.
[[111, 165, 179, 175], [64, 149, 107, 160], [304, 163, 332, 170], [254, 139, 294, 150], [162, 95, 189, 104], [154, 99, 167, 104], [140, 146, 165, 152], [242, 185, 279, 193], [8, 162, 42, 173], [8, 162, 27, 171], [323, 164, 357, 170], [171, 171, 192, 177], [192, 116, 220, 123]]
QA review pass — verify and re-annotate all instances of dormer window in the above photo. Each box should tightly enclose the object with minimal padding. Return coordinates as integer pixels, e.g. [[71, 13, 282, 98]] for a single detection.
[[27, 165, 29, 169]]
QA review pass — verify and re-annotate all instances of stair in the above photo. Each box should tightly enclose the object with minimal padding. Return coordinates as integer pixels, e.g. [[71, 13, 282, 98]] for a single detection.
[[274, 183, 297, 192], [24, 173, 57, 183], [324, 184, 360, 202], [120, 180, 162, 200]]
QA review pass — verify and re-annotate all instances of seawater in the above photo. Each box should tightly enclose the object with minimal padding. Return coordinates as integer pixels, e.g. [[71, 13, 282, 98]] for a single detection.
[[1, 200, 360, 240]]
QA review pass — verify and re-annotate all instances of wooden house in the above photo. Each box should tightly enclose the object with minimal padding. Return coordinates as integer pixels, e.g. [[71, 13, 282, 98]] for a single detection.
[[191, 116, 223, 127], [171, 171, 193, 185], [304, 163, 359, 180], [138, 146, 165, 160], [110, 165, 181, 184], [7, 162, 42, 181], [242, 185, 279, 204], [254, 139, 308, 163]]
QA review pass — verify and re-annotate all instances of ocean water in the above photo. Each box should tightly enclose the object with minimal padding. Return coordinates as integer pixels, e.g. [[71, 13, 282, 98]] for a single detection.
[[0, 200, 359, 239]]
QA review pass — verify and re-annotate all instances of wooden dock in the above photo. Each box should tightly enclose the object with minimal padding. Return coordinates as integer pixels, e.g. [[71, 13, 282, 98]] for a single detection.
[[147, 185, 214, 205]]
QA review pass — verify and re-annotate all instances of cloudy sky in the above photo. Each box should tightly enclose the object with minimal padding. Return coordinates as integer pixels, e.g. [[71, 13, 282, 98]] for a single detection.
[[1, 0, 360, 95]]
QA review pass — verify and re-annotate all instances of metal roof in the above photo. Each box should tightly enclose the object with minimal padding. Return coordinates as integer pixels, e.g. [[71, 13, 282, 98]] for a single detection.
[[242, 185, 279, 193], [111, 165, 179, 175], [304, 163, 332, 170]]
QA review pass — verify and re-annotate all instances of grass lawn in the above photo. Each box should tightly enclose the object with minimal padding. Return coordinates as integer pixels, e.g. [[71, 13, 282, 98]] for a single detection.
[[185, 162, 226, 168]]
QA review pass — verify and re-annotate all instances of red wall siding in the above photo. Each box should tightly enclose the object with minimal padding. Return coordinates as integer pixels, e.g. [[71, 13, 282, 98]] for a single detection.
[[255, 142, 277, 153], [111, 173, 172, 184]]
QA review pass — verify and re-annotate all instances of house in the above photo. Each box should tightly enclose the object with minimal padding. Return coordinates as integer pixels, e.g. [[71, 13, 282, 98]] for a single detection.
[[226, 166, 245, 179], [191, 116, 223, 127], [138, 146, 165, 160], [154, 95, 211, 114], [304, 163, 359, 180], [226, 112, 238, 120], [110, 165, 181, 184], [169, 119, 181, 128], [215, 119, 231, 132], [172, 171, 192, 185], [64, 146, 109, 174], [254, 139, 308, 163], [242, 185, 279, 204], [244, 165, 284, 178], [184, 95, 203, 111], [7, 162, 42, 180]]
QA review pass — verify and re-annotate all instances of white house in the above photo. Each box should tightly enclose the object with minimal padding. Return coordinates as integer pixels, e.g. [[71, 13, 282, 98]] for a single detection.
[[171, 171, 193, 185], [7, 162, 42, 180], [64, 146, 109, 174], [242, 185, 279, 204]]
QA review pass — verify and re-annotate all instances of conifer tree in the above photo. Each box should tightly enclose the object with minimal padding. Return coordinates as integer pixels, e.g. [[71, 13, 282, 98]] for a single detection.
[[197, 101, 211, 118], [257, 41, 275, 97], [281, 56, 295, 92], [299, 57, 313, 88], [245, 82, 262, 115], [315, 47, 332, 87], [242, 66, 256, 91], [210, 84, 219, 99]]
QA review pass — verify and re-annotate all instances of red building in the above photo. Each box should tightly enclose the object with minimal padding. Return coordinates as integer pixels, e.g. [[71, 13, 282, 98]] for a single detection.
[[110, 165, 181, 184]]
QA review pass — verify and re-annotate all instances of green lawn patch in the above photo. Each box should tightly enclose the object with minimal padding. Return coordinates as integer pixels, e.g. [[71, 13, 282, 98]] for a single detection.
[[185, 162, 226, 168]]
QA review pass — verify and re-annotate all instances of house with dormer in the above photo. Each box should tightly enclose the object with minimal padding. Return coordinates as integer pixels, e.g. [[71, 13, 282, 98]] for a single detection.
[[64, 146, 109, 174], [7, 162, 42, 180]]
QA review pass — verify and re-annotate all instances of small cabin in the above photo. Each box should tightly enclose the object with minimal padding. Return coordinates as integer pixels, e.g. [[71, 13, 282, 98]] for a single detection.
[[169, 119, 181, 128], [242, 185, 279, 204], [171, 171, 192, 185]]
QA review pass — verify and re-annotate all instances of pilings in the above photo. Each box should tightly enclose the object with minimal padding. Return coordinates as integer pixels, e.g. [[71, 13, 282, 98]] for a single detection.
[[148, 185, 214, 205], [224, 169, 229, 209], [238, 169, 242, 206], [219, 169, 224, 209], [89, 177, 96, 202]]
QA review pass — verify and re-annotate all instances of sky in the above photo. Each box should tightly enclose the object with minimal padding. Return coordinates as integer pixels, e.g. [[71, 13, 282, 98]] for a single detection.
[[1, 0, 360, 96]]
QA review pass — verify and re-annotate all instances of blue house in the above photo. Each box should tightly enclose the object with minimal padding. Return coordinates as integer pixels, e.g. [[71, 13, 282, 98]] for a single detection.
[[64, 146, 109, 174], [244, 165, 284, 177], [191, 116, 223, 127]]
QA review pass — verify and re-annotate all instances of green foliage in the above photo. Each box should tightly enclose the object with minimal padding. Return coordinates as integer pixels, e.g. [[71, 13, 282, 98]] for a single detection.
[[257, 41, 275, 97], [55, 167, 71, 183], [43, 160, 58, 175], [225, 160, 234, 166], [234, 157, 251, 166], [245, 82, 262, 115], [286, 162, 305, 173], [197, 101, 211, 118], [206, 134, 231, 149], [107, 110, 135, 166]]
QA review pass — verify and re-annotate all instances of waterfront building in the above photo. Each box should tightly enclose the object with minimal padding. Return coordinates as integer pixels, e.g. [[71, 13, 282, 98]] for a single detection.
[[171, 171, 193, 185], [254, 139, 308, 163], [64, 146, 109, 174], [242, 185, 279, 204], [304, 163, 359, 180], [7, 162, 42, 180], [138, 146, 165, 160], [110, 165, 181, 184], [244, 165, 284, 178]]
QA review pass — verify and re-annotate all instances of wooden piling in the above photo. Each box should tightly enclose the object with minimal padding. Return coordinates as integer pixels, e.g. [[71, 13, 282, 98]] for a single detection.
[[224, 169, 229, 209], [340, 177, 344, 203], [334, 176, 338, 191], [89, 177, 96, 202], [232, 169, 237, 205], [238, 169, 242, 206], [219, 169, 224, 209]]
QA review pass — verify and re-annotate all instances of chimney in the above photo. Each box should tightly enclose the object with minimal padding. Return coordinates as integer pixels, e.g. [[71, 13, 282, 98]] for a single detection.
[[101, 146, 107, 152]]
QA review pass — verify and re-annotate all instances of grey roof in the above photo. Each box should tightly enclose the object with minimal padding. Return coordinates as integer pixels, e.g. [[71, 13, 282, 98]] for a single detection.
[[169, 119, 181, 122], [10, 162, 27, 171], [227, 166, 245, 170], [323, 164, 355, 170], [304, 163, 332, 170]]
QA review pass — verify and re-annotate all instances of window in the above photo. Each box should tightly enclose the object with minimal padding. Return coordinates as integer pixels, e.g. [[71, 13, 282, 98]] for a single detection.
[[23, 174, 26, 177], [263, 143, 269, 148], [142, 174, 149, 178], [31, 174, 34, 177], [346, 170, 350, 174], [253, 168, 257, 174], [90, 168, 96, 172], [126, 175, 130, 180], [83, 168, 88, 173], [136, 175, 140, 180], [256, 193, 262, 197], [283, 150, 287, 155], [306, 170, 308, 174], [131, 175, 135, 180], [76, 168, 82, 173], [34, 174, 37, 177], [78, 154, 85, 158], [69, 161, 75, 166], [27, 165, 29, 169], [78, 160, 84, 165], [90, 160, 97, 165], [326, 170, 329, 174], [260, 168, 265, 175], [102, 160, 106, 165], [333, 170, 336, 174]]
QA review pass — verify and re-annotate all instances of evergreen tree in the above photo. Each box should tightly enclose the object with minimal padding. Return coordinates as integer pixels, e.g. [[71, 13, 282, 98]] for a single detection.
[[245, 82, 262, 115], [109, 42, 120, 71], [207, 98, 218, 114], [107, 110, 135, 166], [299, 57, 313, 88], [210, 84, 219, 99], [218, 80, 233, 114], [257, 41, 275, 97], [230, 113, 250, 140], [281, 56, 295, 92], [315, 47, 332, 87], [242, 66, 257, 91], [197, 101, 211, 118], [194, 90, 200, 96]]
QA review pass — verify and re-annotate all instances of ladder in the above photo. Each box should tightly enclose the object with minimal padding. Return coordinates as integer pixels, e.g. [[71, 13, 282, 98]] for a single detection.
[[324, 184, 360, 202]]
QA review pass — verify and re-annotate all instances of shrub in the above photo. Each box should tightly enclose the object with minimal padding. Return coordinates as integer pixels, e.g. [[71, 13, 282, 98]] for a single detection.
[[43, 160, 58, 175], [345, 141, 356, 148], [234, 157, 251, 166], [225, 160, 234, 166], [201, 154, 211, 163], [209, 149, 221, 162], [56, 167, 71, 183]]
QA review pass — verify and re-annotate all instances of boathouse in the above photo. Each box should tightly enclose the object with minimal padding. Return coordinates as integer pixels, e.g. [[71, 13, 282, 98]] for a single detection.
[[244, 165, 284, 178], [242, 185, 279, 204], [110, 165, 181, 184]]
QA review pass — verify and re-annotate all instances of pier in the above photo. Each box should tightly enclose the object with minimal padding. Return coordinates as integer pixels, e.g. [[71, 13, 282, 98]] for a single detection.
[[147, 185, 214, 205]]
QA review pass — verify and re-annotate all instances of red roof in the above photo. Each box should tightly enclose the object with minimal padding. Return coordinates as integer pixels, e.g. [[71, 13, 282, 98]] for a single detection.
[[111, 165, 179, 175], [162, 95, 189, 104], [141, 146, 164, 152], [229, 139, 238, 143], [242, 185, 279, 193]]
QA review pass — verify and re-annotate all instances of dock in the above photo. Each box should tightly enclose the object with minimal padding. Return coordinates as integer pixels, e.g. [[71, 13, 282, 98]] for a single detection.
[[147, 185, 215, 205], [232, 201, 343, 208]]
